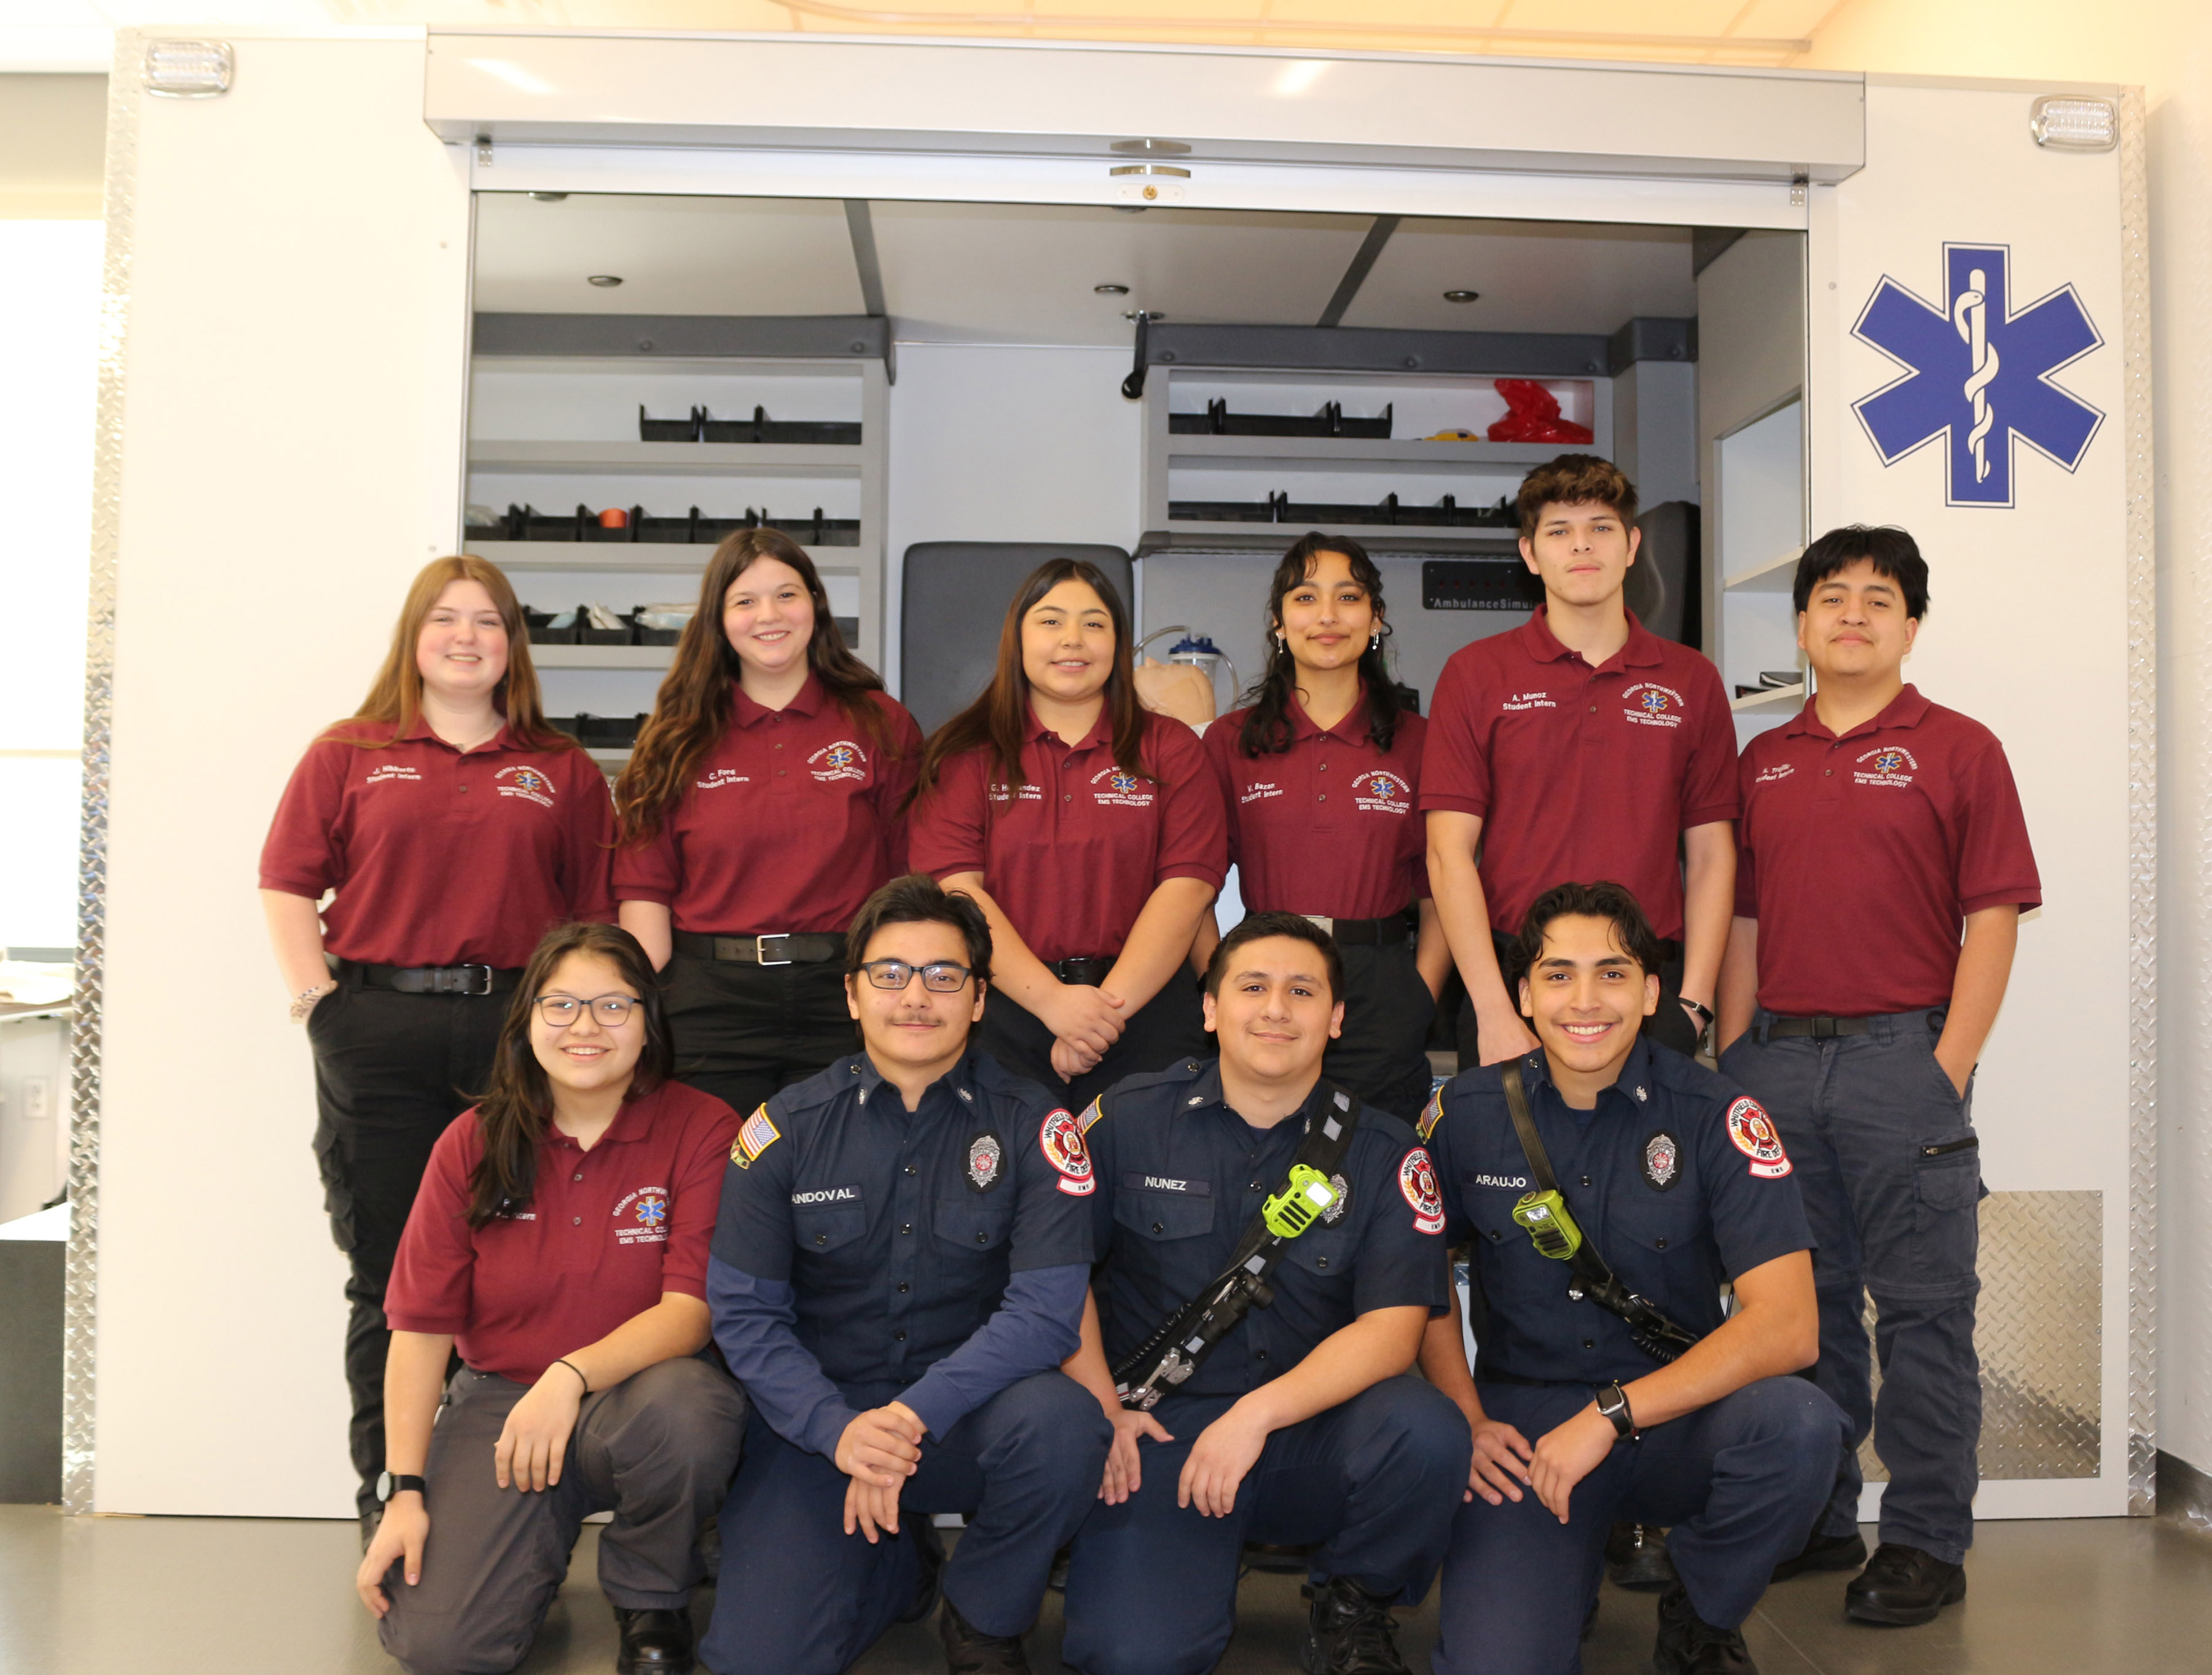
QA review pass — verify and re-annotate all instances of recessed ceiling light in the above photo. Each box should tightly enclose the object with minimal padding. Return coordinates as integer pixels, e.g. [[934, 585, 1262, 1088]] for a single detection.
[[1443, 289, 1481, 303], [1095, 284, 1130, 296], [1123, 310, 1163, 323], [1110, 138, 1191, 156], [587, 275, 623, 288], [529, 191, 568, 202]]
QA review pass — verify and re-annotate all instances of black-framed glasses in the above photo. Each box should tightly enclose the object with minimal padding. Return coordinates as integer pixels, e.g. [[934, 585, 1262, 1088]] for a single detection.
[[856, 959, 973, 994], [533, 993, 641, 1028]]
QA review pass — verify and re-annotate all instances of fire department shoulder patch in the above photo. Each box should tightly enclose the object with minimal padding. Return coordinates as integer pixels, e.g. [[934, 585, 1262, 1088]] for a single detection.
[[1725, 1098, 1792, 1179], [1040, 1108, 1094, 1196], [1398, 1147, 1446, 1235]]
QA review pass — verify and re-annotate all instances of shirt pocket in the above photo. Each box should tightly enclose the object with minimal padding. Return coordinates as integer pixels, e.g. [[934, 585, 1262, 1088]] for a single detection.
[[1114, 1190, 1215, 1244], [1606, 1198, 1706, 1321], [792, 1200, 870, 1276], [933, 1197, 1015, 1256], [1281, 1225, 1355, 1289]]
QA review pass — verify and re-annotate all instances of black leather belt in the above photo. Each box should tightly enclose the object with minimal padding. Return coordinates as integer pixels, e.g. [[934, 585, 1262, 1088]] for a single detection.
[[1299, 909, 1414, 946], [673, 929, 842, 966], [342, 959, 520, 997], [1047, 956, 1116, 986], [1764, 1015, 1873, 1039]]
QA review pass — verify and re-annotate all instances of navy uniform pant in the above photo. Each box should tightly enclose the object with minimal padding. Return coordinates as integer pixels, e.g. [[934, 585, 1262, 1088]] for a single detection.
[[702, 1371, 1108, 1675], [1721, 1010, 1982, 1564], [1433, 1377, 1846, 1675], [1060, 1376, 1472, 1675]]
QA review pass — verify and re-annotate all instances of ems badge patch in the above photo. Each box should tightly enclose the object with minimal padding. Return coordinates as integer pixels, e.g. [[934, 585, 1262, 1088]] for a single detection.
[[1321, 1172, 1351, 1225], [1642, 1131, 1681, 1192], [1399, 1148, 1446, 1236], [1725, 1098, 1792, 1179], [732, 1107, 780, 1171], [1416, 1086, 1445, 1143], [1040, 1108, 1095, 1196], [967, 1131, 1004, 1193]]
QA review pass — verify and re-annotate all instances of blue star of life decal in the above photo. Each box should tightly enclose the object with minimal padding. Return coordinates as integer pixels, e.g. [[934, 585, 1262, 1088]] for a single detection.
[[1852, 243, 2103, 508]]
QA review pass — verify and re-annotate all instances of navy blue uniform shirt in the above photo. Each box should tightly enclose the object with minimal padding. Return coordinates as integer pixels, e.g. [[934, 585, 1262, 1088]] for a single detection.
[[1421, 1037, 1812, 1388], [1086, 1060, 1448, 1398], [711, 1048, 1094, 1390]]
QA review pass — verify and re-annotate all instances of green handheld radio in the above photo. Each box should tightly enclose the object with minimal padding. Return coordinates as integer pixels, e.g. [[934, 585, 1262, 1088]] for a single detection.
[[1263, 1164, 1339, 1239], [1512, 1188, 1585, 1261]]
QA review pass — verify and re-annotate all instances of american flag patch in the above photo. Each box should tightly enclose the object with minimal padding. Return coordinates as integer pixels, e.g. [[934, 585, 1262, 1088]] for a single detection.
[[1077, 1099, 1105, 1134], [732, 1107, 781, 1169], [1416, 1086, 1445, 1143]]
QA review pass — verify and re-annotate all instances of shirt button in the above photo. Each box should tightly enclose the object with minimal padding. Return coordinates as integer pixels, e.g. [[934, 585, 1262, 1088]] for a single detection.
[[900, 1223, 912, 1235], [1317, 761, 1328, 772], [975, 1232, 989, 1245], [1317, 793, 1327, 802], [1580, 1175, 1591, 1188], [1825, 769, 1833, 776], [573, 1172, 583, 1182], [1153, 1222, 1166, 1234], [1657, 1238, 1669, 1250], [1582, 1338, 1596, 1350], [777, 769, 787, 777], [1589, 705, 1598, 713], [897, 1281, 910, 1293], [1064, 793, 1073, 802], [815, 1233, 828, 1245], [458, 784, 469, 792], [1255, 1349, 1269, 1362], [1316, 1257, 1329, 1269], [904, 1164, 918, 1176], [571, 1216, 582, 1226], [894, 1330, 907, 1342]]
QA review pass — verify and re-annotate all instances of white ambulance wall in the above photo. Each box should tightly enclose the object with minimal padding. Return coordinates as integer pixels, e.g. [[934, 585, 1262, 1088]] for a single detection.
[[98, 32, 468, 1515], [1809, 79, 2131, 1513]]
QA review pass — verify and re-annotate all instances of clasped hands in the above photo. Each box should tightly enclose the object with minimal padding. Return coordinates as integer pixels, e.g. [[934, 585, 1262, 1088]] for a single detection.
[[1041, 981, 1127, 1083], [836, 1400, 927, 1543]]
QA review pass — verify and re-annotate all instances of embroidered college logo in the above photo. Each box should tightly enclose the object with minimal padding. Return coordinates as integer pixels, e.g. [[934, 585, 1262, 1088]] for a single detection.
[[732, 1106, 780, 1170], [1040, 1108, 1095, 1196], [1642, 1131, 1681, 1192], [1089, 766, 1155, 809], [1351, 770, 1412, 814], [808, 739, 868, 783], [495, 764, 555, 807], [1854, 745, 1920, 787], [967, 1131, 1003, 1192], [1725, 1097, 1792, 1180], [611, 1186, 671, 1244], [1399, 1147, 1446, 1235], [1622, 683, 1686, 729], [1853, 243, 2103, 508]]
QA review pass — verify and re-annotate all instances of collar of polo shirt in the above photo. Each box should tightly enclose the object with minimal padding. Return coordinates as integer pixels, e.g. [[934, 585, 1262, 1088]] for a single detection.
[[1523, 1034, 1655, 1115], [729, 671, 827, 726], [1288, 686, 1371, 743], [396, 710, 517, 751], [853, 1045, 978, 1110], [1517, 604, 1666, 670], [1781, 681, 1931, 743]]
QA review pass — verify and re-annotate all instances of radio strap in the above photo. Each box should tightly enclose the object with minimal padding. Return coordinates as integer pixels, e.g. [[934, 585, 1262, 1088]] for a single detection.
[[1112, 1081, 1364, 1409], [1499, 1061, 1703, 1363]]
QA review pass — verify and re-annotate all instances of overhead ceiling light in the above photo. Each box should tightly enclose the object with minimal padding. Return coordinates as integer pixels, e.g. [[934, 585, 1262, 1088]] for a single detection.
[[2029, 95, 2117, 151], [587, 275, 623, 288], [1123, 310, 1163, 323], [1095, 284, 1130, 296], [1443, 289, 1481, 303], [1110, 138, 1191, 156], [143, 40, 232, 98], [528, 192, 568, 202]]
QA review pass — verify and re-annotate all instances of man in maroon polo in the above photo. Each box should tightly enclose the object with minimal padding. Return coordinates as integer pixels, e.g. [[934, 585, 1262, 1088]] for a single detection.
[[1422, 455, 1739, 1069], [1716, 524, 2039, 1628]]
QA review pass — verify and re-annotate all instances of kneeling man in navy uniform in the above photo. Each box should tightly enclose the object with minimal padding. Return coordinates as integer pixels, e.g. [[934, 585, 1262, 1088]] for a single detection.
[[1057, 911, 1470, 1675], [703, 874, 1110, 1675], [1421, 882, 1847, 1675]]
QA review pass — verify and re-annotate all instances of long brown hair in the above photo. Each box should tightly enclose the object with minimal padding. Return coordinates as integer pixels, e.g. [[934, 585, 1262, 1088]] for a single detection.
[[466, 922, 674, 1226], [913, 557, 1151, 798], [616, 528, 892, 844], [333, 554, 573, 751], [1237, 532, 1406, 758]]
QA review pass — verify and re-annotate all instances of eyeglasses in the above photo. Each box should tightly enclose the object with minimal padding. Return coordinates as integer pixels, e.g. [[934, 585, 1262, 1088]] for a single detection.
[[533, 994, 641, 1028], [856, 959, 973, 993]]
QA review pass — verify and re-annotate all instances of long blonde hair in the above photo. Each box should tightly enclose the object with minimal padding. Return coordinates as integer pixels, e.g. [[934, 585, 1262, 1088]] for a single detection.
[[333, 555, 573, 751]]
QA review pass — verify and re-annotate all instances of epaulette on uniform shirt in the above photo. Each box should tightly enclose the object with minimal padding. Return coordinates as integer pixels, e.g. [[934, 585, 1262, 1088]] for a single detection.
[[1075, 1056, 1209, 1135]]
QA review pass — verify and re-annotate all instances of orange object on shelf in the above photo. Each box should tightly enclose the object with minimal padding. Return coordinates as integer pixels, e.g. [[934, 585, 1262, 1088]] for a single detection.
[[598, 507, 629, 528]]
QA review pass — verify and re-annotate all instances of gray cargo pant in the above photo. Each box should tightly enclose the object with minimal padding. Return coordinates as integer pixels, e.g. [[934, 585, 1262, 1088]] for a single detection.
[[379, 1356, 749, 1675], [1720, 1008, 1983, 1566]]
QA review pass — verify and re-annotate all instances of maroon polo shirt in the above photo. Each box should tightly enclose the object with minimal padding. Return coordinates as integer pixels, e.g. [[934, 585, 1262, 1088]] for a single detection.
[[908, 707, 1227, 964], [1205, 692, 1431, 920], [613, 677, 922, 935], [259, 716, 616, 969], [1419, 608, 1738, 941], [385, 1079, 740, 1385], [1735, 685, 2041, 1016]]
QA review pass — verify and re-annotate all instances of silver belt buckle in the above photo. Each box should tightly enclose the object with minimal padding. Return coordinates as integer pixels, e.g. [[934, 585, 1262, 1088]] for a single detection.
[[1303, 914, 1334, 935], [462, 964, 494, 996], [755, 934, 793, 967]]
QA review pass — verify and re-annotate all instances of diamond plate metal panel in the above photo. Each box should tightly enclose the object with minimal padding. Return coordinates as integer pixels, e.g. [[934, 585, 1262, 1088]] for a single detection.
[[1861, 1190, 2102, 1483]]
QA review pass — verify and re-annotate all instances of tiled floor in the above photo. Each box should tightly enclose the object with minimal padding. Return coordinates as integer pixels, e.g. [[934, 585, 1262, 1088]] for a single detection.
[[3, 1504, 2210, 1673]]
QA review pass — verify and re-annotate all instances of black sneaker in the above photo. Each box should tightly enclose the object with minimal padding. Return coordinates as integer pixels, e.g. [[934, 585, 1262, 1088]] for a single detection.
[[1653, 1584, 1757, 1675], [900, 1520, 947, 1623], [1301, 1576, 1410, 1675], [1770, 1528, 1867, 1583], [1606, 1521, 1678, 1591], [613, 1606, 697, 1675], [1844, 1543, 1967, 1626], [939, 1597, 1030, 1674]]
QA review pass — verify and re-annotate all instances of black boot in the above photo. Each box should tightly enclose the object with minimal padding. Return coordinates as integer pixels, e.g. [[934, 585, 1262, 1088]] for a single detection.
[[1844, 1543, 1967, 1626], [939, 1597, 1030, 1674], [1653, 1584, 1757, 1675], [1770, 1528, 1867, 1583], [1606, 1521, 1678, 1591], [1301, 1575, 1410, 1675], [900, 1520, 947, 1623], [613, 1606, 696, 1675]]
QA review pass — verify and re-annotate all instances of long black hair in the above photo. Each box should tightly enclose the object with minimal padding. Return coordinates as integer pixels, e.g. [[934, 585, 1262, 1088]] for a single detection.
[[465, 922, 673, 1226], [1236, 532, 1407, 758]]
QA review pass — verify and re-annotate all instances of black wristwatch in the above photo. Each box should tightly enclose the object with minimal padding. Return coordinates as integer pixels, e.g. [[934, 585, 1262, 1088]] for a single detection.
[[377, 1472, 427, 1502], [1594, 1381, 1639, 1443]]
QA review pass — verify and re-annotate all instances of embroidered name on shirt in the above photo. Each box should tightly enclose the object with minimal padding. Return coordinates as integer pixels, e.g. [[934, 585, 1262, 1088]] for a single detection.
[[1351, 770, 1411, 814], [1240, 782, 1284, 805], [1853, 745, 1920, 787], [808, 739, 869, 783], [364, 764, 422, 785], [1623, 683, 1687, 729], [1501, 691, 1556, 712], [697, 768, 751, 791], [1469, 1171, 1531, 1190], [1090, 767, 1156, 809], [989, 783, 1045, 804], [495, 764, 555, 808], [791, 1185, 862, 1205], [1754, 763, 1796, 785], [1123, 1172, 1210, 1195]]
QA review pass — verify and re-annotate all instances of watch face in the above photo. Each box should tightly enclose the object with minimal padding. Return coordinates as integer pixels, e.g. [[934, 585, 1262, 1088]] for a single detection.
[[375, 1471, 395, 1502]]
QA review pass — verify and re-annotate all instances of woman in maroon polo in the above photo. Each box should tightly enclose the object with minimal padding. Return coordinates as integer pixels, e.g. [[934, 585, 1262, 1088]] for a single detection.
[[1205, 533, 1448, 1120], [259, 554, 616, 1534], [614, 528, 920, 1116], [361, 920, 745, 1675], [908, 556, 1227, 1107]]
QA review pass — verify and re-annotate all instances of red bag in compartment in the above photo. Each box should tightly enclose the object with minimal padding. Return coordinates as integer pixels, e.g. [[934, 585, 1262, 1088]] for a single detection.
[[1486, 379, 1594, 444]]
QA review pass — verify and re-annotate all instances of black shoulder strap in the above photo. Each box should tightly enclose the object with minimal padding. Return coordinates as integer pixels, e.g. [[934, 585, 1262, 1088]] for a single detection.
[[1496, 1061, 1703, 1364], [1111, 1081, 1363, 1407]]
